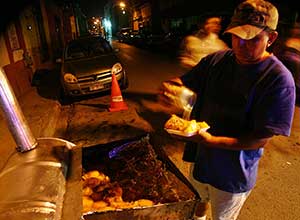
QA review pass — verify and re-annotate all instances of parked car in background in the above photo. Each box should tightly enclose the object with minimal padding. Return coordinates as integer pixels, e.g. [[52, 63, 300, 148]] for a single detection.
[[127, 30, 146, 47], [57, 35, 128, 100], [144, 31, 185, 57], [117, 27, 131, 43], [145, 33, 167, 50]]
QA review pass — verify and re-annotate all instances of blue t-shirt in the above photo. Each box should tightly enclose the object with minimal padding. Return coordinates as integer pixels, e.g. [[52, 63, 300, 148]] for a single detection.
[[181, 49, 295, 193]]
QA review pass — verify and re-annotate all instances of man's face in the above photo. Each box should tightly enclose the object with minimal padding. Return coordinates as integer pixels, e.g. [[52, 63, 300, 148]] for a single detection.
[[231, 30, 270, 64]]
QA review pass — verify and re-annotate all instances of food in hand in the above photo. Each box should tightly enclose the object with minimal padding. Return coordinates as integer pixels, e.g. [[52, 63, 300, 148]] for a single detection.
[[164, 114, 209, 133]]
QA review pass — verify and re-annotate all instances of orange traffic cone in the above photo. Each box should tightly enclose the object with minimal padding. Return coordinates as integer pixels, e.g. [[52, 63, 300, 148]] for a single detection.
[[109, 73, 128, 112]]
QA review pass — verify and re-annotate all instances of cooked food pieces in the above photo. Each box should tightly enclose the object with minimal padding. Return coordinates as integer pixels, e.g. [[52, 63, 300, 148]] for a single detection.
[[83, 196, 94, 212], [164, 114, 209, 133], [83, 186, 93, 196], [164, 114, 188, 131], [82, 137, 196, 213], [184, 120, 199, 133], [134, 199, 154, 207], [82, 169, 155, 213]]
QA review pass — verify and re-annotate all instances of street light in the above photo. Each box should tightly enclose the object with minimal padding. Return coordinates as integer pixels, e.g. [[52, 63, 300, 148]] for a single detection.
[[104, 1, 133, 36], [119, 2, 128, 15], [118, 2, 133, 28], [119, 2, 126, 9]]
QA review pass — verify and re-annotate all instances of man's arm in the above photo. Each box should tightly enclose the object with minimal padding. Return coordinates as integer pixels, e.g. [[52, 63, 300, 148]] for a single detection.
[[173, 131, 271, 150]]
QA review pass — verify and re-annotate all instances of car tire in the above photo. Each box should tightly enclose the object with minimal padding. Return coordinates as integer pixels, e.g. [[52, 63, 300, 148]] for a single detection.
[[59, 86, 73, 105], [121, 76, 129, 90]]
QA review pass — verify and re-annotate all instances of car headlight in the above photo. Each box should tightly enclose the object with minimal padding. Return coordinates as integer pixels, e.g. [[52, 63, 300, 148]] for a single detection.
[[112, 63, 123, 74], [64, 73, 78, 83]]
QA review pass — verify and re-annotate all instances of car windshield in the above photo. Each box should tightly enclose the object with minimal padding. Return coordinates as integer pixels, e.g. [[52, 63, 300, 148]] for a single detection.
[[65, 37, 113, 60]]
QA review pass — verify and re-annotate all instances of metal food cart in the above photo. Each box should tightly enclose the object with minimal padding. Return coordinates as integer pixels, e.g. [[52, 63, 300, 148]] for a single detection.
[[0, 67, 201, 220]]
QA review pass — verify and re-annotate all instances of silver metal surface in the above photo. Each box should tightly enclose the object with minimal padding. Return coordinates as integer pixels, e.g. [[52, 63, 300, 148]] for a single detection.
[[83, 200, 199, 220], [180, 87, 197, 120], [0, 138, 74, 220], [0, 67, 37, 152], [0, 66, 81, 219], [162, 81, 197, 120]]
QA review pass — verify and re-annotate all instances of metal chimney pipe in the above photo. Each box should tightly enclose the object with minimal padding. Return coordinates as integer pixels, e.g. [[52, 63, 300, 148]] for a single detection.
[[0, 67, 37, 152]]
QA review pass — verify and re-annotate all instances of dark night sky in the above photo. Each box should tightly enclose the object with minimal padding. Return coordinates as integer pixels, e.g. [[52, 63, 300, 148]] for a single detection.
[[77, 0, 299, 21], [0, 0, 298, 32], [79, 0, 108, 17]]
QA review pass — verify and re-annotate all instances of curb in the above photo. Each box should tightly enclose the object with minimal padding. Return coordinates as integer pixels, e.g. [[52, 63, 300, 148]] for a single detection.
[[41, 101, 62, 137]]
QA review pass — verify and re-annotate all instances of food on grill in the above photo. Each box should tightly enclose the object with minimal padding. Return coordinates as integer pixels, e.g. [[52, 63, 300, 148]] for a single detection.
[[83, 186, 93, 196], [164, 114, 209, 134], [135, 199, 154, 207], [82, 136, 195, 214], [82, 169, 159, 213], [83, 196, 94, 212], [92, 201, 108, 209], [83, 170, 109, 182]]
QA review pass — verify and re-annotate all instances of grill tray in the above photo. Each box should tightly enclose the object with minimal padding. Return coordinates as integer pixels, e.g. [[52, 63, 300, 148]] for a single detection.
[[82, 134, 201, 220]]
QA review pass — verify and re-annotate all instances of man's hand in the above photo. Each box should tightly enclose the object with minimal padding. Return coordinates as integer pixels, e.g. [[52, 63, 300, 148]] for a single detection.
[[157, 78, 184, 115], [169, 130, 213, 144]]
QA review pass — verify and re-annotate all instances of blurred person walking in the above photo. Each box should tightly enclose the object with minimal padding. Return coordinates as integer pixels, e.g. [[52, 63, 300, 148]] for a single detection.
[[159, 0, 295, 220], [178, 16, 228, 68], [273, 22, 300, 106]]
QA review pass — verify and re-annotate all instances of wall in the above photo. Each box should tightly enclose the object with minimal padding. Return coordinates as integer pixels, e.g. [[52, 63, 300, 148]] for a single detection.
[[2, 22, 32, 98], [20, 5, 42, 73], [0, 35, 10, 67]]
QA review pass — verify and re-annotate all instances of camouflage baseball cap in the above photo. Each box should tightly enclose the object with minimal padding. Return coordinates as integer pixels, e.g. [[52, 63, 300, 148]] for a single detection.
[[224, 0, 278, 40]]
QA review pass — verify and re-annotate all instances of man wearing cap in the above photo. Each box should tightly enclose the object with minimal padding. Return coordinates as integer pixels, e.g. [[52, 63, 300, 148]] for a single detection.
[[158, 0, 295, 219]]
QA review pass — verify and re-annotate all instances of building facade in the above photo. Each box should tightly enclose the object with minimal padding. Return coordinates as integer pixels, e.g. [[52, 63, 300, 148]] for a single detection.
[[0, 0, 86, 98]]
